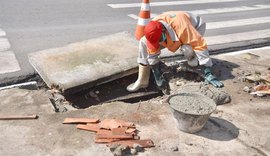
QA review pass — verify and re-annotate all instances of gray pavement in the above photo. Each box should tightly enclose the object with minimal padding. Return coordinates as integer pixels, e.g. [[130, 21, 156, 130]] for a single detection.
[[0, 47, 269, 156]]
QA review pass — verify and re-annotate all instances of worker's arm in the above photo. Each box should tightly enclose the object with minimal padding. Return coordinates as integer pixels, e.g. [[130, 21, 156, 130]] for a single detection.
[[167, 41, 181, 52], [160, 41, 181, 53]]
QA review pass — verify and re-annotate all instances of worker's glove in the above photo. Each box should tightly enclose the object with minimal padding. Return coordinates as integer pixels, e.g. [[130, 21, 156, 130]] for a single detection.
[[151, 63, 170, 95], [204, 67, 224, 88], [180, 45, 195, 61], [180, 45, 198, 67]]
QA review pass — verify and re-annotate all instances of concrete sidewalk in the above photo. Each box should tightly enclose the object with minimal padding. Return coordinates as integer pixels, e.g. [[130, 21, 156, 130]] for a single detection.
[[0, 47, 270, 156]]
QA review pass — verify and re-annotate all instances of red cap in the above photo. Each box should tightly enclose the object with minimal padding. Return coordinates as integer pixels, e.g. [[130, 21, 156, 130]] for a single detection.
[[144, 21, 163, 51]]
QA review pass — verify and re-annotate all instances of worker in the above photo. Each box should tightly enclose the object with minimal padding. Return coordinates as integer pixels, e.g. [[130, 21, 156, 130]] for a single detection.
[[127, 11, 224, 94]]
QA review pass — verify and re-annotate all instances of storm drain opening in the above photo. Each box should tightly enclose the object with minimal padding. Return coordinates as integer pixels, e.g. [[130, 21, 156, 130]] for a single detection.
[[46, 64, 204, 112], [45, 73, 163, 112], [64, 74, 163, 108]]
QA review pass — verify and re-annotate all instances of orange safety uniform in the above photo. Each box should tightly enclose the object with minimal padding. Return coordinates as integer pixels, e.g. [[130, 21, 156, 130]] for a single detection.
[[148, 11, 207, 54], [138, 11, 212, 67]]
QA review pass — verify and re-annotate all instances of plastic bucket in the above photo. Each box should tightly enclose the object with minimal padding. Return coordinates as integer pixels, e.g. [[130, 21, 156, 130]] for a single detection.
[[167, 93, 216, 133]]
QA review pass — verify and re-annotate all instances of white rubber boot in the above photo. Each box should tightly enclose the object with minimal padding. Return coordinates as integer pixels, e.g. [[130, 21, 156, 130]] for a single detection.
[[127, 64, 151, 92]]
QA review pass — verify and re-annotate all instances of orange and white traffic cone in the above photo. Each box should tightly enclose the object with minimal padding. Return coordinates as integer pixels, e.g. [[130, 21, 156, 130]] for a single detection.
[[135, 0, 151, 40]]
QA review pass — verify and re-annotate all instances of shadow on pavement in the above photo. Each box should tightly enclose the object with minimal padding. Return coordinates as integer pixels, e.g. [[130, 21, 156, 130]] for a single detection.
[[211, 58, 240, 81], [196, 116, 239, 141]]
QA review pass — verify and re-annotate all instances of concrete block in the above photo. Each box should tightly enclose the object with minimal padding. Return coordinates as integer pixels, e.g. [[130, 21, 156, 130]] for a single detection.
[[28, 32, 139, 94]]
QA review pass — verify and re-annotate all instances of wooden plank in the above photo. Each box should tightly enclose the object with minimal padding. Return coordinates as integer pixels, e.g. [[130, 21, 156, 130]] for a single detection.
[[0, 114, 38, 120]]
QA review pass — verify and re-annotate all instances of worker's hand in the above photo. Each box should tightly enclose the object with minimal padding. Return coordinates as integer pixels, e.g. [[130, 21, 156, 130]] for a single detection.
[[181, 45, 195, 61], [204, 68, 224, 88]]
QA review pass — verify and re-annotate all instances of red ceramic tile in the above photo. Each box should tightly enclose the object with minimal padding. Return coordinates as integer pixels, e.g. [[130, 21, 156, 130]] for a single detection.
[[99, 119, 135, 130], [111, 127, 127, 135], [125, 128, 136, 134], [95, 138, 120, 143], [63, 118, 99, 124], [96, 129, 134, 139], [76, 124, 100, 132]]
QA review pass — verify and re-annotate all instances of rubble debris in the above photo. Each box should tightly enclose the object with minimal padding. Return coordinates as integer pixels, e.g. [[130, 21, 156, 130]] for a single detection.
[[245, 74, 261, 82], [47, 89, 69, 112], [63, 118, 154, 155], [241, 71, 270, 97], [133, 143, 144, 152], [109, 144, 131, 156], [250, 83, 270, 97], [243, 86, 251, 93], [261, 74, 270, 84], [0, 114, 38, 120], [242, 72, 270, 83]]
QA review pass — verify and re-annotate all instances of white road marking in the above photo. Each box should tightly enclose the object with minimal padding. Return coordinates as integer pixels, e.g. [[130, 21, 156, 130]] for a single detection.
[[108, 0, 244, 8], [0, 38, 11, 52], [0, 51, 21, 74], [207, 16, 270, 29], [128, 13, 158, 19], [219, 46, 270, 56], [191, 4, 270, 15], [0, 28, 6, 37], [129, 15, 270, 30], [127, 4, 270, 19], [206, 29, 270, 45]]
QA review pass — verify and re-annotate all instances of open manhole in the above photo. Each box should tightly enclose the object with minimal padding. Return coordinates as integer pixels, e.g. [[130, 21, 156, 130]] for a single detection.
[[46, 73, 164, 112]]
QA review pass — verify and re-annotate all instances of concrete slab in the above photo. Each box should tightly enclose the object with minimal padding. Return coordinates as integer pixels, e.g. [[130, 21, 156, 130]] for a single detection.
[[28, 32, 139, 94]]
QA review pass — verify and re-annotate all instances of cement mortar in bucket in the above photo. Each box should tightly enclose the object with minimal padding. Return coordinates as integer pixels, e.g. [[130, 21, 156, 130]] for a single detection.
[[168, 93, 216, 133]]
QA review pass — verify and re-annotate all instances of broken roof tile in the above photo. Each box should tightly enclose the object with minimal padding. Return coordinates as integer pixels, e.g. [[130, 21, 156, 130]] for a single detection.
[[76, 124, 100, 132], [63, 118, 99, 124], [112, 127, 128, 135], [95, 138, 120, 143], [96, 129, 134, 140], [125, 128, 136, 134], [99, 119, 135, 130]]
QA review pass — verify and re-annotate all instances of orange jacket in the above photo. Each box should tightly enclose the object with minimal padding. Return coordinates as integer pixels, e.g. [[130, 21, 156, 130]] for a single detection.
[[148, 11, 208, 54]]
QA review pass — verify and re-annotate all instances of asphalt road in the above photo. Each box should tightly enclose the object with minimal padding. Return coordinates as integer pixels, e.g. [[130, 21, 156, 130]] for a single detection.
[[0, 0, 270, 86]]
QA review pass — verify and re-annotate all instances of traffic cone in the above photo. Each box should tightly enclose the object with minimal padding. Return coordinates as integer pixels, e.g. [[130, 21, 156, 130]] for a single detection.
[[135, 0, 151, 40]]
